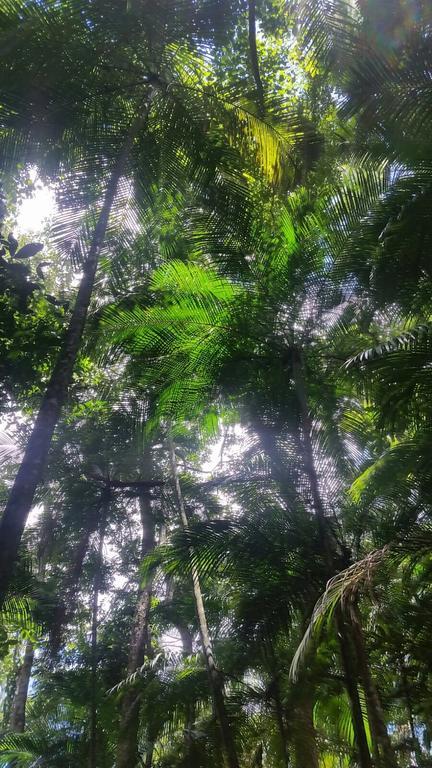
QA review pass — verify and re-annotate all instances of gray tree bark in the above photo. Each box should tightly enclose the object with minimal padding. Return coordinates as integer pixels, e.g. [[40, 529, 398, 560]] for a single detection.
[[169, 438, 240, 768], [293, 692, 319, 768], [292, 350, 373, 768], [351, 606, 398, 768], [9, 641, 34, 733], [0, 103, 151, 607], [116, 494, 155, 768], [89, 491, 109, 768], [247, 0, 265, 116]]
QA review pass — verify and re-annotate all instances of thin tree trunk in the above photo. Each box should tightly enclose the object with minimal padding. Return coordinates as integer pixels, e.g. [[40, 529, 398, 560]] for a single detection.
[[7, 513, 54, 734], [351, 606, 398, 768], [292, 351, 373, 768], [9, 640, 34, 733], [2, 641, 20, 729], [179, 624, 193, 656], [254, 744, 264, 767], [0, 103, 151, 607], [51, 503, 101, 651], [178, 623, 199, 765], [89, 489, 109, 768], [89, 577, 99, 768], [400, 657, 422, 763], [168, 438, 240, 768], [291, 351, 332, 550], [267, 646, 289, 768], [337, 610, 373, 768], [144, 749, 153, 768], [293, 692, 319, 768], [116, 494, 155, 768], [247, 0, 265, 116], [273, 680, 290, 768]]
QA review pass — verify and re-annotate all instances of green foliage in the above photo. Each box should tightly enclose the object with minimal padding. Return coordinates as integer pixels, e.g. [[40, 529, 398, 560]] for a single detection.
[[1, 0, 432, 767]]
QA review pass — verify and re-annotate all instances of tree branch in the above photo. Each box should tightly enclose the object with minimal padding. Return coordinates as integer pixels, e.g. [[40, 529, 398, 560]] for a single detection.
[[248, 0, 265, 116]]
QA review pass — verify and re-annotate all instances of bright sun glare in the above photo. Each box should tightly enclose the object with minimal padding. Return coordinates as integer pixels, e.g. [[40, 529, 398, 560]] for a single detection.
[[15, 172, 56, 235]]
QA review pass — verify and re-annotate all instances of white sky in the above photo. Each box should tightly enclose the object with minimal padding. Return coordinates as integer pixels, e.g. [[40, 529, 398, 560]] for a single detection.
[[15, 172, 56, 235]]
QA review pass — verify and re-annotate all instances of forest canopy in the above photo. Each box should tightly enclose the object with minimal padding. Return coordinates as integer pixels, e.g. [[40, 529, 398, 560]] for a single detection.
[[1, 0, 432, 766]]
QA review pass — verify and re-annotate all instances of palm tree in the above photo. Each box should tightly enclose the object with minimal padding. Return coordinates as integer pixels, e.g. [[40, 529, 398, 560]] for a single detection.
[[0, 0, 287, 606], [169, 436, 240, 768], [100, 182, 397, 765], [2, 1, 432, 764], [116, 477, 156, 767]]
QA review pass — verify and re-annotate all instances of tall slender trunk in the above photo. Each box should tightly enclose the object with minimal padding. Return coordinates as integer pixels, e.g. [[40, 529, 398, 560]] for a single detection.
[[255, 744, 264, 767], [144, 748, 153, 768], [337, 610, 373, 768], [0, 104, 150, 607], [293, 692, 319, 768], [9, 640, 35, 733], [247, 0, 265, 116], [116, 494, 155, 768], [179, 623, 193, 656], [89, 489, 109, 768], [2, 642, 20, 728], [178, 623, 199, 765], [51, 504, 101, 651], [273, 680, 290, 768], [291, 352, 331, 550], [400, 657, 422, 763], [351, 607, 398, 768], [267, 646, 289, 768], [292, 350, 373, 768], [89, 576, 99, 768], [8, 514, 52, 734], [168, 438, 240, 768]]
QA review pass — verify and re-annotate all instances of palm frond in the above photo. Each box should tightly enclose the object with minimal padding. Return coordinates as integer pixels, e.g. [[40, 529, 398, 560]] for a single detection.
[[0, 429, 21, 465], [344, 323, 432, 368], [290, 546, 388, 681]]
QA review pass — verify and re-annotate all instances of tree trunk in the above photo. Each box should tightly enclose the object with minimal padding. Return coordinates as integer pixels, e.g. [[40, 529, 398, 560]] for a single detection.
[[116, 494, 155, 768], [292, 351, 373, 768], [267, 646, 289, 768], [400, 657, 422, 764], [89, 489, 109, 768], [178, 623, 199, 765], [9, 640, 34, 732], [273, 680, 290, 768], [2, 643, 20, 729], [8, 516, 53, 734], [0, 104, 151, 607], [51, 502, 102, 651], [293, 692, 319, 768], [247, 0, 265, 116], [182, 632, 196, 752], [254, 743, 263, 767], [89, 575, 99, 768], [168, 438, 240, 768], [179, 623, 193, 656], [291, 351, 333, 552], [336, 610, 373, 768], [351, 607, 398, 768]]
